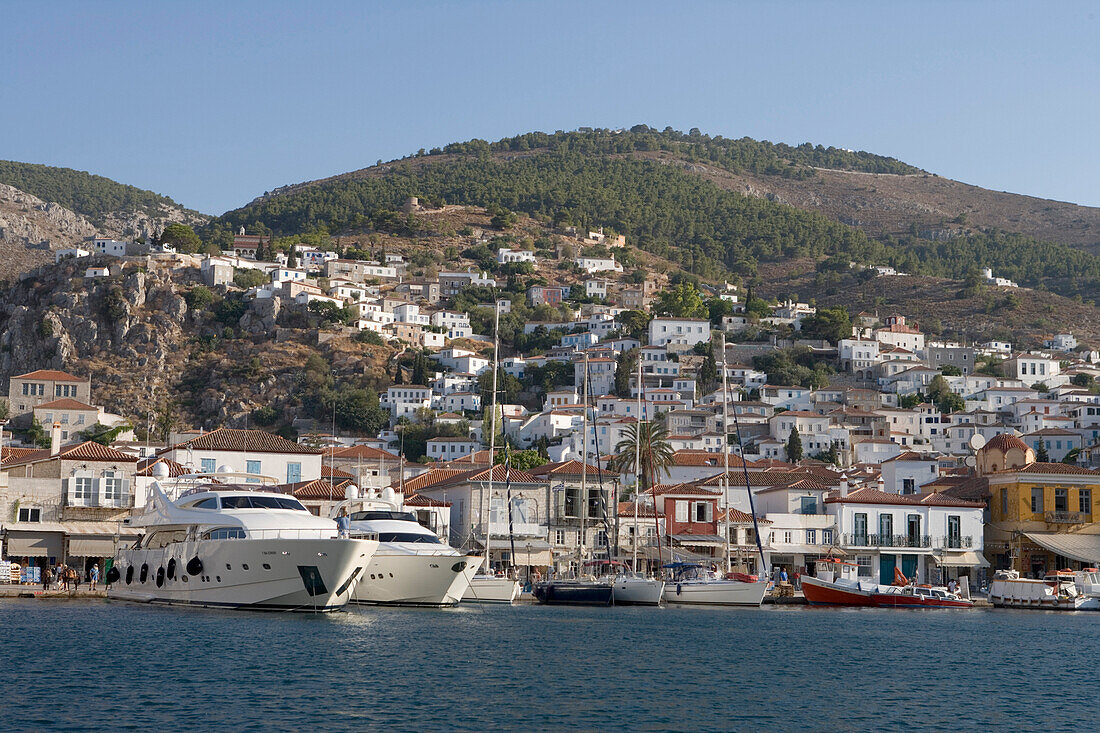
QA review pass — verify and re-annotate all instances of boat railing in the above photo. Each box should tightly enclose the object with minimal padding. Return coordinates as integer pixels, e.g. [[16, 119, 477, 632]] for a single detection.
[[228, 529, 380, 541]]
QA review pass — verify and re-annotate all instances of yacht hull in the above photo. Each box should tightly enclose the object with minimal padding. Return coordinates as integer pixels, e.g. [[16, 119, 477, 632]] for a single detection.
[[534, 581, 614, 606], [352, 550, 481, 607], [611, 577, 665, 606], [108, 538, 377, 612], [662, 579, 768, 606], [462, 574, 521, 603], [801, 576, 876, 606]]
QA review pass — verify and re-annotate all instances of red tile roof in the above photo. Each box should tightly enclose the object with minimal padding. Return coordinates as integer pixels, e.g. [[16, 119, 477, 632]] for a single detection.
[[12, 369, 86, 382], [825, 487, 984, 508], [322, 464, 356, 479], [285, 479, 345, 500], [404, 493, 452, 507], [1008, 462, 1100, 476], [32, 398, 97, 411], [328, 444, 400, 461], [527, 459, 607, 477], [617, 500, 664, 518], [670, 449, 756, 468], [4, 441, 138, 466], [718, 507, 772, 524], [135, 457, 189, 477], [168, 428, 322, 455], [647, 483, 721, 497], [402, 469, 466, 493]]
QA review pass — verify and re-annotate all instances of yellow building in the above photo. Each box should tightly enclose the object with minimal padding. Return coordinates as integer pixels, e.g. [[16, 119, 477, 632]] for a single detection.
[[979, 433, 1100, 575]]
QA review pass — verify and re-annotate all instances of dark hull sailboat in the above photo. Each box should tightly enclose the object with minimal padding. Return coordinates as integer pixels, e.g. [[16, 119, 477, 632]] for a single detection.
[[533, 580, 614, 606]]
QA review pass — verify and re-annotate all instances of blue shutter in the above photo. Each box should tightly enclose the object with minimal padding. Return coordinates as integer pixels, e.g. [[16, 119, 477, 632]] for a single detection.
[[287, 462, 301, 484]]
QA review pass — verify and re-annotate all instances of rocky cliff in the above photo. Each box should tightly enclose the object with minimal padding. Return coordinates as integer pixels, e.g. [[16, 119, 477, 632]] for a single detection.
[[0, 183, 99, 278]]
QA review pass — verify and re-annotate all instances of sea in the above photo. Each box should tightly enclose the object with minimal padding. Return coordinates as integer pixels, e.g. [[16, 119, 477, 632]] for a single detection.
[[2, 599, 1096, 732]]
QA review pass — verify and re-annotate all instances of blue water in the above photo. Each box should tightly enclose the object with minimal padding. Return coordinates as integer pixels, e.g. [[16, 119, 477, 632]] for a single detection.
[[1, 600, 1096, 732]]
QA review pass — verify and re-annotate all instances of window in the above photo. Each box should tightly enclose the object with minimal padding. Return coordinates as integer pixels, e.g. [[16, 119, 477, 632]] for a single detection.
[[783, 531, 792, 544], [73, 475, 96, 506], [853, 513, 868, 543], [856, 555, 873, 577], [1080, 489, 1092, 515], [554, 529, 565, 545], [76, 414, 85, 425], [246, 460, 261, 483], [1001, 488, 1008, 518], [1055, 488, 1068, 513], [18, 507, 41, 522], [200, 458, 216, 474], [947, 515, 961, 548], [693, 501, 712, 522], [879, 514, 893, 541], [564, 487, 579, 518], [902, 478, 916, 494], [1031, 487, 1044, 514], [204, 527, 247, 540], [806, 529, 817, 545], [675, 501, 688, 522], [822, 529, 833, 545], [102, 471, 126, 506]]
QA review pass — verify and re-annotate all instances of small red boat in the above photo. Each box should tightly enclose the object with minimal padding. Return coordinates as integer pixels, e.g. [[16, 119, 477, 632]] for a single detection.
[[802, 559, 973, 609]]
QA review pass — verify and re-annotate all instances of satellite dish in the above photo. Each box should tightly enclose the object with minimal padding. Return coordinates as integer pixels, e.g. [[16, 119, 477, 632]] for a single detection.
[[969, 434, 987, 451], [344, 484, 359, 501], [151, 461, 170, 479], [964, 456, 977, 468], [381, 487, 396, 503], [217, 464, 232, 475]]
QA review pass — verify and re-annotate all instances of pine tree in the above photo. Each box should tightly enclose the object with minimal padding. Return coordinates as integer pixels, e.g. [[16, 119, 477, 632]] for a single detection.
[[1036, 441, 1050, 462], [786, 426, 803, 462]]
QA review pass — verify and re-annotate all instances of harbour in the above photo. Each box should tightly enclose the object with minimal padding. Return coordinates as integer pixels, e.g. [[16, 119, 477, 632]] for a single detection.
[[0, 598, 1092, 732]]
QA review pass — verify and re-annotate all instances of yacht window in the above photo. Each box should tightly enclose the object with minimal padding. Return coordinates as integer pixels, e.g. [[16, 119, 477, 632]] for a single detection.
[[350, 510, 417, 522], [204, 527, 247, 540], [145, 530, 187, 548], [192, 498, 218, 509], [376, 532, 442, 544], [220, 495, 254, 509]]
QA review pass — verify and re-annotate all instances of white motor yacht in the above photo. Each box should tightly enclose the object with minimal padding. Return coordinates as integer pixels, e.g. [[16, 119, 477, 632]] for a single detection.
[[345, 494, 482, 607], [661, 563, 769, 607], [107, 471, 378, 612]]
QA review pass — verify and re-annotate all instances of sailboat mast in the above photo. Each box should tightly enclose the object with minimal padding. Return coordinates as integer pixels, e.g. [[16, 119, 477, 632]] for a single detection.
[[483, 301, 500, 574], [720, 333, 731, 574], [579, 352, 588, 574], [633, 354, 641, 573]]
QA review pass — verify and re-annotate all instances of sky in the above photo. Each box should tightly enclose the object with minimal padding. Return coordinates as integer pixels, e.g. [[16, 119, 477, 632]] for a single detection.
[[1, 1, 1097, 214]]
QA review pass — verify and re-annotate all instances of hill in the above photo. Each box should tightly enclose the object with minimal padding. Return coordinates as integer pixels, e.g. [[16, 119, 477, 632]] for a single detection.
[[218, 128, 1100, 300]]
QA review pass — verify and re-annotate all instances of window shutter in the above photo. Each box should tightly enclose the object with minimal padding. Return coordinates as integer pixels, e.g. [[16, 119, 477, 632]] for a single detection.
[[121, 479, 131, 505], [92, 478, 101, 506], [62, 478, 70, 504]]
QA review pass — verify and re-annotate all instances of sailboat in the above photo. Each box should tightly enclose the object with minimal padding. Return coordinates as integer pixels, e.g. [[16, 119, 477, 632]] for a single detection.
[[462, 301, 520, 604], [534, 352, 614, 606], [661, 334, 769, 607]]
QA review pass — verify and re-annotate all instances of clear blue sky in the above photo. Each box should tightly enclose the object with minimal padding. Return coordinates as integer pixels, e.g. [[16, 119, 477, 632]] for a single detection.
[[2, 1, 1097, 214]]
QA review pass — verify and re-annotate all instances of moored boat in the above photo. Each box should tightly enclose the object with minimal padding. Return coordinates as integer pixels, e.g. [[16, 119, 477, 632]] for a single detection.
[[533, 578, 614, 606], [108, 469, 378, 612], [989, 569, 1087, 610], [464, 573, 521, 603], [661, 563, 768, 607], [870, 585, 974, 608], [803, 558, 972, 608]]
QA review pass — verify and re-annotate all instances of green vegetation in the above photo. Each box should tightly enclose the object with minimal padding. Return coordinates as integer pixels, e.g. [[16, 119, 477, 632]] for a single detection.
[[219, 128, 1100, 299], [786, 426, 803, 462], [80, 422, 132, 446], [0, 160, 194, 225], [799, 306, 851, 343], [753, 347, 835, 389]]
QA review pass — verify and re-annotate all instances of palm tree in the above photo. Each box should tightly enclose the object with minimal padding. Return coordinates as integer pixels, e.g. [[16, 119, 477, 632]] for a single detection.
[[611, 417, 675, 494]]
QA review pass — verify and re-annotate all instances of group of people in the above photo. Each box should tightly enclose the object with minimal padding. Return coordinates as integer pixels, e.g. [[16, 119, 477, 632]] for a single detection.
[[40, 563, 100, 591]]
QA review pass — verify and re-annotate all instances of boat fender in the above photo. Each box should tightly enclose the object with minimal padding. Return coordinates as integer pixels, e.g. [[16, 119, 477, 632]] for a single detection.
[[139, 564, 149, 583], [106, 566, 120, 584], [156, 567, 165, 588], [167, 558, 176, 580], [677, 583, 682, 595], [186, 557, 203, 576], [451, 561, 467, 573], [125, 566, 133, 585]]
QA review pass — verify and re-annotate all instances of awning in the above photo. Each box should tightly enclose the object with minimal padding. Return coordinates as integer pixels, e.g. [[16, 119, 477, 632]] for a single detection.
[[1023, 532, 1100, 564], [481, 539, 552, 566], [4, 529, 64, 558], [68, 537, 121, 557], [932, 551, 990, 568]]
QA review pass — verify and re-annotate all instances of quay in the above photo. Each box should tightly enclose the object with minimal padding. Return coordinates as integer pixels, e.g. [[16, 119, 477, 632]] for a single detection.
[[0, 587, 106, 600]]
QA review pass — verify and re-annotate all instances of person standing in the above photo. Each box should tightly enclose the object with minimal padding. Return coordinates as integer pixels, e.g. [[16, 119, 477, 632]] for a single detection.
[[336, 508, 350, 538], [779, 567, 789, 584], [90, 563, 100, 591], [72, 566, 81, 591], [42, 566, 52, 591]]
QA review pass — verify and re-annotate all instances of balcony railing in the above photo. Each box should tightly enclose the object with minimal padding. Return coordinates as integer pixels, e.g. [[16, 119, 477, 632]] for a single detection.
[[1045, 511, 1088, 524], [939, 536, 974, 550], [843, 533, 932, 549]]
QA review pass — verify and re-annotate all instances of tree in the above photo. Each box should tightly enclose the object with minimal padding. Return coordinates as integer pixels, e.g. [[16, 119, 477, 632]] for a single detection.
[[1072, 373, 1094, 388], [654, 282, 707, 319], [927, 375, 952, 404], [25, 418, 51, 448], [185, 285, 215, 310], [615, 348, 638, 398], [811, 441, 841, 466], [332, 388, 387, 434], [286, 246, 298, 268], [940, 365, 963, 377], [411, 351, 432, 386], [160, 223, 203, 254], [618, 310, 651, 341], [698, 346, 718, 393], [80, 422, 131, 446], [799, 306, 851, 343], [494, 449, 548, 471], [1035, 441, 1050, 462], [938, 392, 965, 413], [786, 426, 803, 462], [610, 418, 675, 492], [308, 300, 351, 325], [958, 266, 985, 299], [707, 297, 735, 325]]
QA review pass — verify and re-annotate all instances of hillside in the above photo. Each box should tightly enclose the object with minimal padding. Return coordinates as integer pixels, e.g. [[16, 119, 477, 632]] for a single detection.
[[0, 183, 99, 278], [219, 128, 1100, 300], [0, 159, 209, 242]]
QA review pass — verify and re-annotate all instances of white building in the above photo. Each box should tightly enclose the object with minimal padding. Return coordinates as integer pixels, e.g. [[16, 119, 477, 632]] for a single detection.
[[497, 248, 536, 264], [426, 437, 481, 461], [575, 256, 623, 274], [161, 428, 323, 484], [648, 318, 711, 348]]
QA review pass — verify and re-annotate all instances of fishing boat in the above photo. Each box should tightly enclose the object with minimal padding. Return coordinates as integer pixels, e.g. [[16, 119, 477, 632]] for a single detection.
[[803, 559, 972, 608], [989, 569, 1087, 610], [108, 467, 378, 612], [661, 562, 770, 606]]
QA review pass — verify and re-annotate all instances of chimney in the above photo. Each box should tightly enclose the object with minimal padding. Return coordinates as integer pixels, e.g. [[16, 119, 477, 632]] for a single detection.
[[50, 422, 62, 456], [877, 475, 886, 493], [839, 473, 849, 498]]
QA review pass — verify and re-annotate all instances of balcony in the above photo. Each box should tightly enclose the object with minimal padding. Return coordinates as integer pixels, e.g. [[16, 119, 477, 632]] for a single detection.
[[1045, 511, 1088, 524], [938, 536, 975, 550], [488, 521, 546, 538], [843, 533, 932, 549]]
